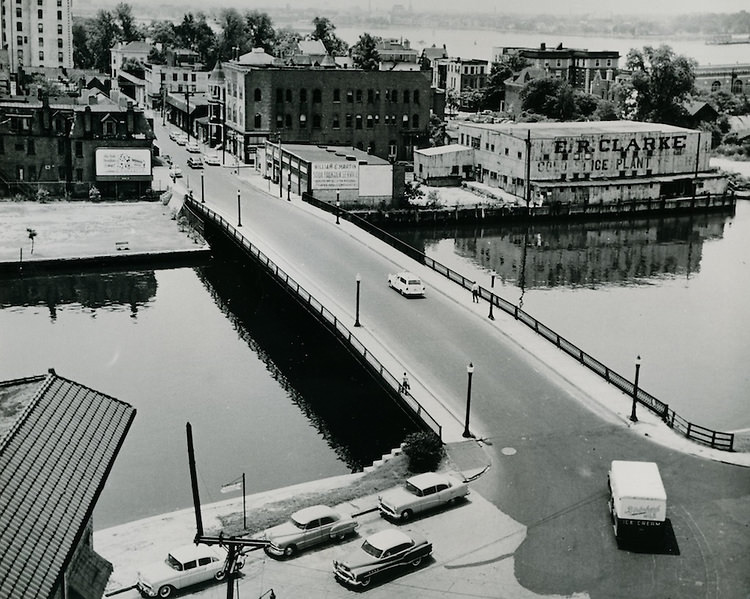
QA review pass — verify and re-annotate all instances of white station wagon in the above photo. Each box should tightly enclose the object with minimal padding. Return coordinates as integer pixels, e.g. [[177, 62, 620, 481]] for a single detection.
[[378, 472, 469, 521], [387, 271, 425, 297], [136, 543, 241, 597]]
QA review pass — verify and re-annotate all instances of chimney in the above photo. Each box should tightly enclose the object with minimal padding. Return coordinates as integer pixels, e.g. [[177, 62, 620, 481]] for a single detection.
[[540, 43, 546, 51], [126, 102, 135, 133]]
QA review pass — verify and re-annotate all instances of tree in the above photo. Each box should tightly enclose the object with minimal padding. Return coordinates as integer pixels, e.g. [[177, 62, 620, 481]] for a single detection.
[[428, 114, 446, 147], [215, 9, 247, 61], [310, 16, 348, 56], [114, 3, 141, 43], [72, 20, 94, 69], [460, 89, 484, 112], [520, 78, 565, 117], [88, 10, 121, 74], [350, 33, 381, 71], [244, 11, 276, 54], [274, 27, 301, 59], [483, 54, 531, 110], [402, 432, 444, 473], [593, 99, 619, 121], [625, 45, 696, 125], [174, 13, 216, 63]]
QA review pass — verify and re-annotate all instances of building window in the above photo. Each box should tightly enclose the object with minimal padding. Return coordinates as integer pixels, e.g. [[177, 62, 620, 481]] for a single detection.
[[285, 114, 291, 127], [402, 114, 408, 125], [413, 90, 419, 104], [312, 89, 321, 103], [312, 114, 321, 128], [27, 139, 35, 155], [403, 90, 410, 103], [57, 38, 63, 48], [254, 114, 261, 128], [254, 88, 261, 101], [17, 36, 23, 46], [75, 141, 82, 157], [333, 88, 340, 102], [412, 114, 419, 128], [37, 23, 43, 33], [374, 114, 380, 125], [285, 89, 292, 102], [276, 114, 283, 128], [299, 114, 307, 128], [104, 121, 115, 136], [367, 89, 374, 103], [346, 89, 353, 103], [300, 88, 307, 103], [366, 115, 373, 129], [57, 10, 61, 19], [345, 113, 352, 128], [172, 73, 177, 81], [39, 37, 44, 46], [183, 73, 188, 81], [517, 151, 522, 159], [391, 89, 398, 103], [355, 89, 362, 102], [332, 114, 340, 129], [38, 8, 43, 18], [355, 114, 362, 129], [58, 24, 63, 34], [276, 89, 283, 103], [38, 50, 44, 61], [16, 7, 22, 17]]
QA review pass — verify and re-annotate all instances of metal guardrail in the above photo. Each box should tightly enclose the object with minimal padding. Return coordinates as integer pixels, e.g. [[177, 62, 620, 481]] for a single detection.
[[184, 199, 443, 440], [303, 193, 735, 452]]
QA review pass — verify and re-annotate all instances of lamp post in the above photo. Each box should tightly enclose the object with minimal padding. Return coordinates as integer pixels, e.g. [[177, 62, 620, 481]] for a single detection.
[[287, 172, 291, 201], [237, 189, 242, 227], [354, 274, 362, 327], [630, 356, 641, 422], [200, 173, 205, 203], [488, 270, 496, 320], [463, 362, 475, 438]]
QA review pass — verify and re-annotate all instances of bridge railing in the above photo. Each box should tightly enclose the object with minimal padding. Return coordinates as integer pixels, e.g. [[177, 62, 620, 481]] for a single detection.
[[185, 199, 443, 440], [302, 194, 734, 452]]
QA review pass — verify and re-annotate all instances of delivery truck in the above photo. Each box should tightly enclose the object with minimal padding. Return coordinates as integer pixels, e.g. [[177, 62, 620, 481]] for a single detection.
[[608, 460, 667, 540]]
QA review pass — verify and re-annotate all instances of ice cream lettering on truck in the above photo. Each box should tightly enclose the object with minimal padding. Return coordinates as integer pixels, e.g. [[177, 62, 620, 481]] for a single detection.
[[608, 460, 667, 540]]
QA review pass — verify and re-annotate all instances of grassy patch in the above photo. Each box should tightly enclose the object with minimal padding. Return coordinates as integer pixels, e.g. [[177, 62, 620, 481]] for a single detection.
[[214, 454, 414, 537]]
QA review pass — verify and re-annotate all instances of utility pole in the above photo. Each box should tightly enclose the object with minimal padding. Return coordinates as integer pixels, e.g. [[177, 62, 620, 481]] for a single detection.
[[186, 423, 272, 599]]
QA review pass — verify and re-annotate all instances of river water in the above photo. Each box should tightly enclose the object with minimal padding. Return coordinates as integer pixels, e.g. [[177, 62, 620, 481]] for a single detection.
[[337, 26, 750, 66], [0, 256, 419, 529]]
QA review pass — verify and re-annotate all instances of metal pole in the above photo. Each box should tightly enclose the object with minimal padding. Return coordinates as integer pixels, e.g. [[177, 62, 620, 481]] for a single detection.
[[237, 189, 242, 227], [278, 135, 283, 198], [186, 422, 204, 538], [630, 356, 641, 422], [488, 270, 496, 320], [201, 174, 205, 203], [185, 90, 190, 141], [336, 192, 340, 225], [242, 473, 246, 530], [287, 172, 291, 201], [463, 363, 475, 438], [354, 274, 361, 327]]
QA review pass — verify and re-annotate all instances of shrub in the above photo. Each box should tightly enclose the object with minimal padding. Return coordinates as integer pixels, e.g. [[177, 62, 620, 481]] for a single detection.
[[402, 431, 445, 473]]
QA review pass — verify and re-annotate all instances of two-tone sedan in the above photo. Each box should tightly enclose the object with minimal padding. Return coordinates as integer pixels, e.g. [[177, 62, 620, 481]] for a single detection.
[[378, 472, 469, 521], [263, 504, 358, 558], [136, 544, 242, 598], [333, 529, 432, 588]]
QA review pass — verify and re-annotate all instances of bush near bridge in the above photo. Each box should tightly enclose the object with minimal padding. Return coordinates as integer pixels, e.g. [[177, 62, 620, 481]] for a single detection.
[[402, 431, 445, 473]]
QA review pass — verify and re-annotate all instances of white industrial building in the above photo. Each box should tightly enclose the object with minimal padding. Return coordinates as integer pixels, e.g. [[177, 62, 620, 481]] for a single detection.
[[416, 121, 727, 206]]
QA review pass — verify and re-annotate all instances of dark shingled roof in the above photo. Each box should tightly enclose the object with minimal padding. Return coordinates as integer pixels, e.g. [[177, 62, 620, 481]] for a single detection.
[[0, 370, 136, 599]]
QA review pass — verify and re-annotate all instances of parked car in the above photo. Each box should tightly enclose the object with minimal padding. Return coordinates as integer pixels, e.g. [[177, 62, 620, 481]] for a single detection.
[[174, 134, 188, 146], [168, 165, 183, 178], [333, 528, 432, 588], [136, 543, 242, 598], [378, 472, 469, 521], [262, 504, 358, 558], [187, 156, 204, 169], [203, 152, 221, 166], [161, 154, 172, 166], [387, 271, 425, 297], [168, 130, 177, 141], [186, 140, 200, 153]]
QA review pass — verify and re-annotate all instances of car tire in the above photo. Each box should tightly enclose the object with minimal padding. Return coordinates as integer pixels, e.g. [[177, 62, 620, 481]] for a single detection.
[[158, 585, 174, 598], [215, 569, 226, 582], [283, 544, 297, 558], [411, 556, 423, 567], [400, 509, 413, 521], [334, 531, 347, 542], [359, 576, 371, 588]]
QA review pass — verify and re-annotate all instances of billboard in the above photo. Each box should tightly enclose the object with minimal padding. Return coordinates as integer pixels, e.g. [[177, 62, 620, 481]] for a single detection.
[[95, 148, 152, 180], [311, 161, 359, 190]]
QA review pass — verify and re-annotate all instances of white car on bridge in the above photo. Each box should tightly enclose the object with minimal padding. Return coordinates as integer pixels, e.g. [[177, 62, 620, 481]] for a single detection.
[[387, 271, 425, 297]]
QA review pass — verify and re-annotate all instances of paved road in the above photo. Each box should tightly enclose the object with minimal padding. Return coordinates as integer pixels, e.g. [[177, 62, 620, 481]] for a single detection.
[[155, 121, 750, 599]]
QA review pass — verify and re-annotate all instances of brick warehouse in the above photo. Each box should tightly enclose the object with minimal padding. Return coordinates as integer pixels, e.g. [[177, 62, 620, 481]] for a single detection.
[[213, 57, 435, 165], [0, 93, 154, 199]]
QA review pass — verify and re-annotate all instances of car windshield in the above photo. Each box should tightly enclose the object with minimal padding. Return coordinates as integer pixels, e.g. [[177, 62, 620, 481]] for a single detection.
[[290, 515, 308, 530], [405, 481, 424, 497], [408, 280, 421, 285], [361, 540, 384, 559], [165, 554, 183, 571]]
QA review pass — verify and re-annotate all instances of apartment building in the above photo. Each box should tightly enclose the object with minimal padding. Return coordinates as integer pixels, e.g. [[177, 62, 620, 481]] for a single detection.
[[0, 0, 73, 71]]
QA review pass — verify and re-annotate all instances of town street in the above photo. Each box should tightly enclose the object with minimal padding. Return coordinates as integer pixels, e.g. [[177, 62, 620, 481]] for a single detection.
[[156, 119, 750, 599]]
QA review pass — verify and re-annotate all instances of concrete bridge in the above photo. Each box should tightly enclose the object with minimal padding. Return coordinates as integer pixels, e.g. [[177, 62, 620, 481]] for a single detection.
[[155, 112, 749, 597]]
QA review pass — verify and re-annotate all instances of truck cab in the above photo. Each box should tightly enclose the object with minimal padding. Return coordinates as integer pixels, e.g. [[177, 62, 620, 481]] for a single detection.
[[608, 460, 666, 540]]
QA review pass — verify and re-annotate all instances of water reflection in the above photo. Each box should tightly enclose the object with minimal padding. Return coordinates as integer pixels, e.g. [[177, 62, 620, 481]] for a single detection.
[[196, 256, 420, 471], [398, 212, 730, 290], [0, 272, 157, 320]]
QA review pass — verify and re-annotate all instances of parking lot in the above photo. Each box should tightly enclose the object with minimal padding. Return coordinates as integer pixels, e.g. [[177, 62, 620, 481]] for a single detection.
[[102, 487, 588, 599]]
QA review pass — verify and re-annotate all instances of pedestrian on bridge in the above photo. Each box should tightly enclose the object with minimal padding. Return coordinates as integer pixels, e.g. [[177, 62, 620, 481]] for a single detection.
[[400, 373, 410, 394], [471, 281, 480, 303]]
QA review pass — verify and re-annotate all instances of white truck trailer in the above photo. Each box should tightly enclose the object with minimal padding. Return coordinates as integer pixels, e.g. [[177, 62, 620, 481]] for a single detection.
[[608, 460, 667, 539]]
